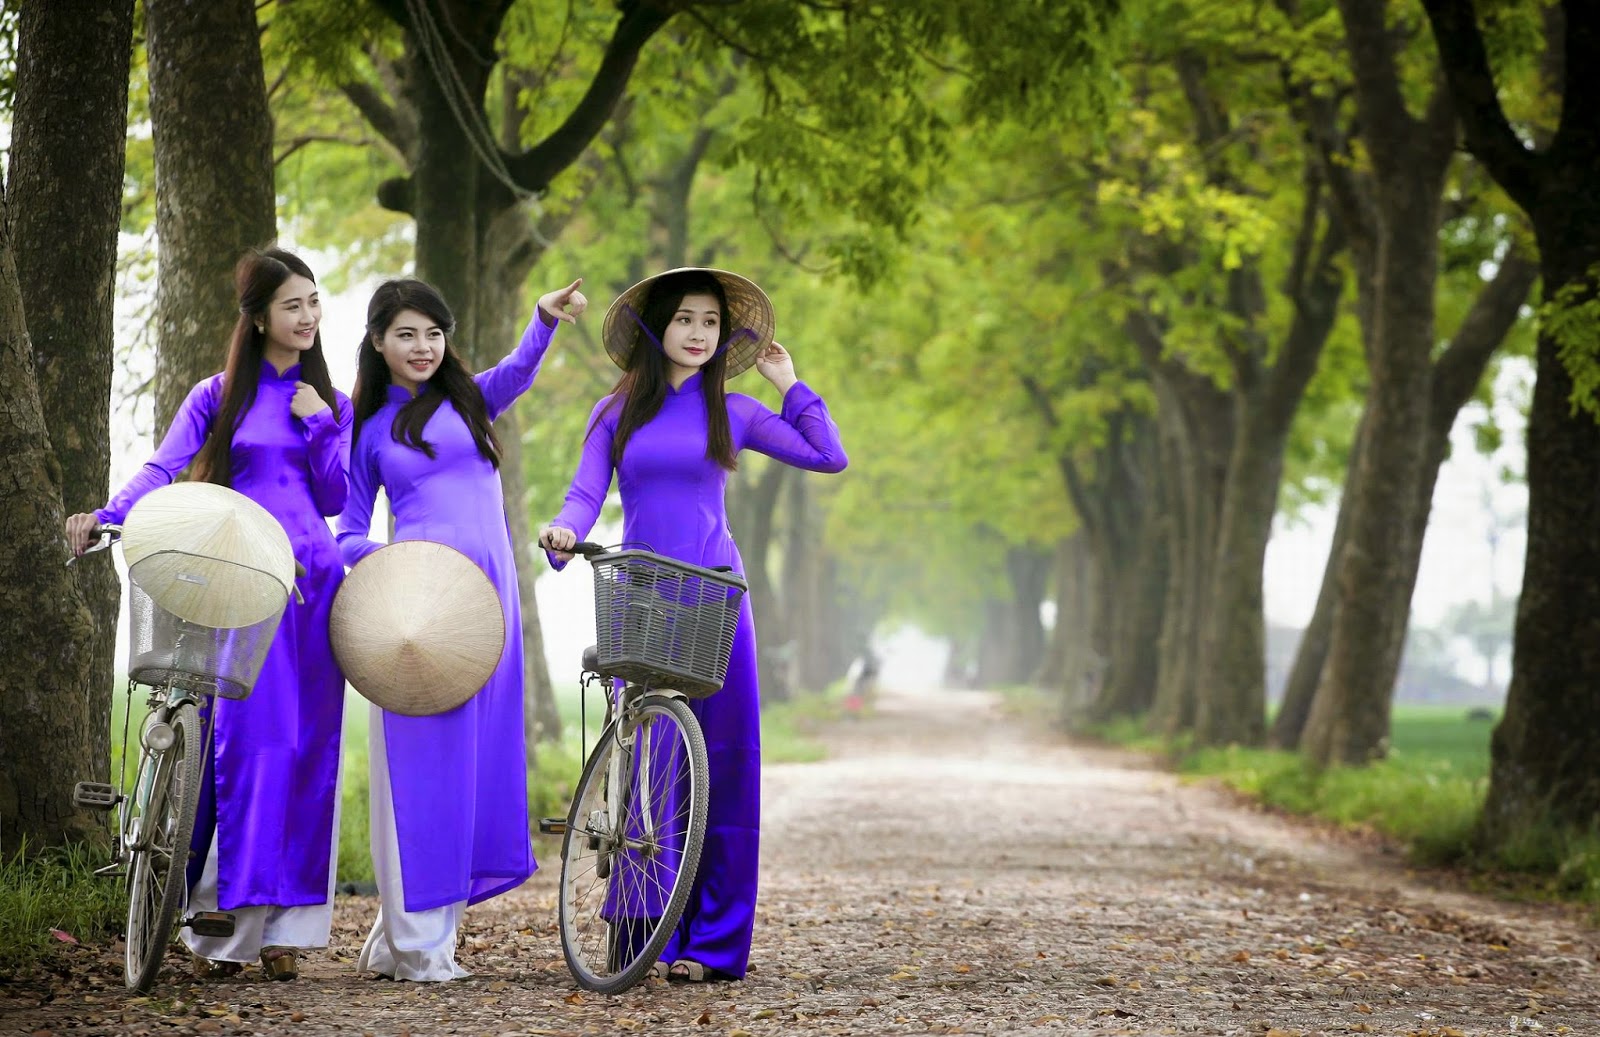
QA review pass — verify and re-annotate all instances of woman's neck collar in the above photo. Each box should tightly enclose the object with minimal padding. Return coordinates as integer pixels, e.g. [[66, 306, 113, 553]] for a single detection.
[[262, 345, 301, 376]]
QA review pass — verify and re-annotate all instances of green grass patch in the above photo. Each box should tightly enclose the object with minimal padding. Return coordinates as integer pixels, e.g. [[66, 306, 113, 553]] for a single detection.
[[0, 841, 126, 973], [1087, 704, 1499, 869], [761, 685, 846, 764]]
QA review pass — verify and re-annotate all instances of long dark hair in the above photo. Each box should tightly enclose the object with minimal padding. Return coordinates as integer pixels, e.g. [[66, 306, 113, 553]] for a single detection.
[[351, 278, 501, 467], [191, 247, 338, 486], [596, 271, 737, 471]]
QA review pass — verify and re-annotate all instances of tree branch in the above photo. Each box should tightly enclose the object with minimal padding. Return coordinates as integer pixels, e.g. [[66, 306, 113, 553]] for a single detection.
[[504, 1, 674, 192], [340, 80, 417, 161], [1429, 247, 1538, 436], [1418, 0, 1541, 207], [1335, 0, 1419, 182]]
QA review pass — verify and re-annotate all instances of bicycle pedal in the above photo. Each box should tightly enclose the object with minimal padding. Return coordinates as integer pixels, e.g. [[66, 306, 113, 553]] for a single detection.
[[72, 781, 119, 810], [537, 817, 568, 835], [185, 911, 235, 938]]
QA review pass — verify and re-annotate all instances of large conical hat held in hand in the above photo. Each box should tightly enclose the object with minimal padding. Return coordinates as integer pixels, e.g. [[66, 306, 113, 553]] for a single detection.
[[330, 540, 505, 717], [121, 482, 297, 629]]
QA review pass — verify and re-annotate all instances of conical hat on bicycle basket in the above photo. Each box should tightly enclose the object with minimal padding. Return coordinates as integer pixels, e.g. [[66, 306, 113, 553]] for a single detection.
[[329, 540, 505, 717], [120, 482, 296, 629]]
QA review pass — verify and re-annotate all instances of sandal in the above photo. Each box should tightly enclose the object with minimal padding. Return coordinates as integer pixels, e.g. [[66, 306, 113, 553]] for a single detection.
[[191, 952, 243, 979], [260, 946, 299, 981], [667, 960, 734, 983], [649, 961, 671, 981]]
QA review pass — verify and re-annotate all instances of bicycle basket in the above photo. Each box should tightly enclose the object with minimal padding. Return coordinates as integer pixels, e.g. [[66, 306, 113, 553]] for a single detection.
[[588, 549, 748, 697], [126, 551, 289, 699]]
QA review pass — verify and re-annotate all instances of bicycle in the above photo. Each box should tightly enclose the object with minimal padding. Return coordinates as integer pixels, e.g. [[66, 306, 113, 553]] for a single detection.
[[539, 542, 747, 993], [70, 525, 293, 992]]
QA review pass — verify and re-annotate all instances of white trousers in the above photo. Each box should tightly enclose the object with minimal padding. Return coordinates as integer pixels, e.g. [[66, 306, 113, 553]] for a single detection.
[[357, 702, 471, 982], [182, 764, 341, 962]]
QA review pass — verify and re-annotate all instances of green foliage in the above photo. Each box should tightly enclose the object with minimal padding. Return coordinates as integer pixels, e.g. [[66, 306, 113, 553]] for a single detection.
[[0, 2, 17, 124], [1544, 264, 1600, 418], [0, 841, 126, 973]]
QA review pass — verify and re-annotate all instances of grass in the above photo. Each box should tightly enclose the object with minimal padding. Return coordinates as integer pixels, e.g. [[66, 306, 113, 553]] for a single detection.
[[1085, 703, 1600, 912], [0, 841, 126, 973]]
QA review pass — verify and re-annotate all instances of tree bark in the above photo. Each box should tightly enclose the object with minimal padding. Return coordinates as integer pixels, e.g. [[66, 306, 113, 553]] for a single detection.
[[1419, 0, 1600, 844], [1301, 0, 1459, 766], [727, 460, 792, 702], [8, 0, 135, 839], [0, 169, 100, 851], [145, 0, 276, 431]]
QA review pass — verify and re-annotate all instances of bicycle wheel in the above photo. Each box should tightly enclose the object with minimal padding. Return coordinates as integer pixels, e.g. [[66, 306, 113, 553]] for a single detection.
[[558, 693, 709, 993], [124, 701, 202, 992]]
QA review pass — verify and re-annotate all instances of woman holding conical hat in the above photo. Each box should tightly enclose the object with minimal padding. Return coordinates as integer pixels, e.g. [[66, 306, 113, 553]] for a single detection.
[[336, 275, 586, 981], [538, 267, 847, 983], [64, 247, 352, 982]]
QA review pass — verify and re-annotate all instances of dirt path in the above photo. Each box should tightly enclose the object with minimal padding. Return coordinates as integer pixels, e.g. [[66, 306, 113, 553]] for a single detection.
[[5, 686, 1597, 1036]]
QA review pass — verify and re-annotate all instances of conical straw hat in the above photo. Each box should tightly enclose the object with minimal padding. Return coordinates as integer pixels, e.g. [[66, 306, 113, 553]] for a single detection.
[[330, 540, 505, 717], [121, 482, 296, 629], [601, 267, 774, 379]]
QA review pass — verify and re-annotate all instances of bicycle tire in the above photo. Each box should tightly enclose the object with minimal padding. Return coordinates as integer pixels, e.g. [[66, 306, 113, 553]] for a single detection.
[[557, 693, 709, 993], [124, 701, 202, 992]]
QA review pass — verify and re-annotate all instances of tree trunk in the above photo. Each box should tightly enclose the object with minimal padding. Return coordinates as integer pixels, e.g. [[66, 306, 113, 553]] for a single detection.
[[1302, 209, 1441, 766], [0, 170, 100, 850], [1077, 415, 1164, 722], [9, 0, 135, 836], [1002, 546, 1050, 684], [1417, 0, 1600, 849], [145, 0, 276, 431], [1041, 534, 1101, 721], [1146, 382, 1230, 736], [727, 460, 792, 703], [1482, 242, 1600, 841], [1301, 0, 1458, 766], [471, 208, 563, 747]]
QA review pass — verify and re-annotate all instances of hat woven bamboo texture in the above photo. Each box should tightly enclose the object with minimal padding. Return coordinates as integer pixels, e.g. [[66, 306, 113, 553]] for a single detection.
[[601, 267, 774, 379], [120, 482, 296, 629], [330, 540, 505, 717]]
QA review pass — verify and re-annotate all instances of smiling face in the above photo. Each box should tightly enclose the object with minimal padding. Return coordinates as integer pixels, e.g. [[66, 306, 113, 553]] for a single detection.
[[261, 274, 320, 363], [660, 292, 723, 376], [374, 307, 447, 393]]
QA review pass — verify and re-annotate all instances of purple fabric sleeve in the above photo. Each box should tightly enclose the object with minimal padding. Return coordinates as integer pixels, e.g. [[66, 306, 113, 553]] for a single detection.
[[335, 435, 385, 567], [301, 393, 352, 517], [738, 381, 848, 473], [544, 396, 618, 571], [474, 308, 558, 422], [96, 377, 219, 524]]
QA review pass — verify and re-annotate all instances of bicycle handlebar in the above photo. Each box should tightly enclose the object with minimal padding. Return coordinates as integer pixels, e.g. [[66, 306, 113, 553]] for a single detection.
[[67, 525, 121, 565]]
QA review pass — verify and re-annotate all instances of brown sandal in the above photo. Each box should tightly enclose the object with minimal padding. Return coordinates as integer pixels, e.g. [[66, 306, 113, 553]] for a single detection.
[[191, 952, 243, 979], [260, 946, 299, 981]]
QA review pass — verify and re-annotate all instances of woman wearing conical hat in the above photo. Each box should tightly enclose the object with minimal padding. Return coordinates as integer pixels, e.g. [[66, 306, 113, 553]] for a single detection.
[[335, 275, 586, 981], [64, 247, 352, 982], [539, 268, 848, 983]]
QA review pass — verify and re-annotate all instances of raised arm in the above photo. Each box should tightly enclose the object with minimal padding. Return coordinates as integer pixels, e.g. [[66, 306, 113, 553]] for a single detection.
[[474, 308, 558, 422], [542, 397, 618, 571], [96, 377, 219, 524], [736, 382, 849, 474], [335, 435, 385, 567], [303, 392, 353, 516], [474, 278, 587, 421]]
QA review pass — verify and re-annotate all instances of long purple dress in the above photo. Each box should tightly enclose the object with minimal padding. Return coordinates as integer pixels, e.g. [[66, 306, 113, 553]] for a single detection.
[[97, 361, 351, 912], [547, 372, 847, 978], [335, 311, 558, 913]]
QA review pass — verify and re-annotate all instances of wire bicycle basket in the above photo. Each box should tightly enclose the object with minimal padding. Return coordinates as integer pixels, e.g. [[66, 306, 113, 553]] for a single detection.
[[586, 548, 748, 697], [126, 550, 289, 699]]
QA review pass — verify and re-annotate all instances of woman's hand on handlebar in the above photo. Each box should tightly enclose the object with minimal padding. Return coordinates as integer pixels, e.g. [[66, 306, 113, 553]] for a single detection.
[[65, 513, 102, 557], [539, 525, 576, 564]]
